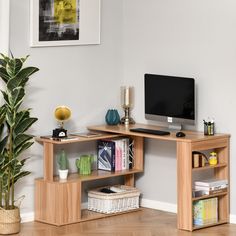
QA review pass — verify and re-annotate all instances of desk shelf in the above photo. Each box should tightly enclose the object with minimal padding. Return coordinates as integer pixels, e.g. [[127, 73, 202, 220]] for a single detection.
[[35, 132, 144, 226]]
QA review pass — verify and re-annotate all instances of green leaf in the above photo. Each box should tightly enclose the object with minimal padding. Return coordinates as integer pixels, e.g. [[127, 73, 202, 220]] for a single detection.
[[0, 59, 7, 67], [12, 171, 30, 184], [0, 136, 8, 154], [13, 134, 33, 150], [14, 117, 37, 136], [1, 91, 9, 105], [0, 106, 6, 125], [6, 110, 15, 127], [15, 110, 30, 128], [7, 75, 29, 92], [16, 67, 39, 80], [0, 67, 10, 83], [9, 87, 25, 108], [20, 55, 29, 63], [6, 59, 23, 77], [14, 141, 34, 158]]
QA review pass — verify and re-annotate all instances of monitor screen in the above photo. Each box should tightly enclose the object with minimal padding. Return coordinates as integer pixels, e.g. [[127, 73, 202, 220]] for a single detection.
[[145, 74, 195, 126]]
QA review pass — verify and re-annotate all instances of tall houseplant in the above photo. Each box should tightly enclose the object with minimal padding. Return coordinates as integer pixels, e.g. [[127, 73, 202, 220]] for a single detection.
[[0, 54, 39, 234]]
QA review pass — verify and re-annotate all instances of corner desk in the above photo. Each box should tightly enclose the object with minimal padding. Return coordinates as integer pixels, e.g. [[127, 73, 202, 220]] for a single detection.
[[88, 124, 230, 231]]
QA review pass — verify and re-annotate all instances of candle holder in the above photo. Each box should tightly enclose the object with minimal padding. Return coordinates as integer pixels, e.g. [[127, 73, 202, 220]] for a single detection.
[[120, 86, 135, 125]]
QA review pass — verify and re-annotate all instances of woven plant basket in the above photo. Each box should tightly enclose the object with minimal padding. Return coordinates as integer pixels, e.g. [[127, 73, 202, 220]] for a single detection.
[[0, 207, 21, 235]]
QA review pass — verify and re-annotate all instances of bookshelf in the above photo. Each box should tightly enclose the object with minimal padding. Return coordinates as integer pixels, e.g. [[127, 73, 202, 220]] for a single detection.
[[35, 133, 144, 226], [35, 124, 230, 231], [88, 124, 230, 231]]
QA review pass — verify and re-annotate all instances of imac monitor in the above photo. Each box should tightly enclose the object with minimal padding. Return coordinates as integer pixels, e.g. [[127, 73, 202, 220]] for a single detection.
[[145, 74, 195, 130]]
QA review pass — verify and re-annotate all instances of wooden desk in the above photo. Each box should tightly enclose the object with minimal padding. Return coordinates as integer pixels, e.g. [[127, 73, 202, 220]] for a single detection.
[[88, 124, 230, 231]]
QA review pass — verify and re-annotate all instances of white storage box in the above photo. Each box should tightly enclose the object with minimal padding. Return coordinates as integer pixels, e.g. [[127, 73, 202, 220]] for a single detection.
[[88, 185, 141, 214]]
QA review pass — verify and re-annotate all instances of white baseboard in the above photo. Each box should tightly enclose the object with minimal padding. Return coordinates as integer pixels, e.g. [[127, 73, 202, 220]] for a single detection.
[[230, 214, 236, 224], [141, 198, 177, 213], [19, 199, 236, 225], [21, 212, 34, 223]]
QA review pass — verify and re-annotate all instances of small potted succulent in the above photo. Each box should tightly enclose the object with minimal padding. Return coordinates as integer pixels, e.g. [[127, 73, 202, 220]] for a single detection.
[[57, 149, 69, 180]]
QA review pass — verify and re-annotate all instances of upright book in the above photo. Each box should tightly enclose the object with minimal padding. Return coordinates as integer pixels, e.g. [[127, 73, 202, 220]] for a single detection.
[[97, 140, 115, 171]]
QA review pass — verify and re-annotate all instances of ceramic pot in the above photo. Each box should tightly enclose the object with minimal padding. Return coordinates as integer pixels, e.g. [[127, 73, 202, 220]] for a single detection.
[[105, 109, 120, 125], [58, 169, 68, 180]]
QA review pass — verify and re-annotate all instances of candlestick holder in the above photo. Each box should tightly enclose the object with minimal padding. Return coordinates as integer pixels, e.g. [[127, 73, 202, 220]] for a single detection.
[[120, 86, 135, 125]]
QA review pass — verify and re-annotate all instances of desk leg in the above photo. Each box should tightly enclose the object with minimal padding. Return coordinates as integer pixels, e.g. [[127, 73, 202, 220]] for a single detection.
[[44, 142, 54, 181], [177, 141, 193, 231]]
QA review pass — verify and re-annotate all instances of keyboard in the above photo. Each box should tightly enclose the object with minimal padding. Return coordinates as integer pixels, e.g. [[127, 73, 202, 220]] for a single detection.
[[129, 128, 170, 136]]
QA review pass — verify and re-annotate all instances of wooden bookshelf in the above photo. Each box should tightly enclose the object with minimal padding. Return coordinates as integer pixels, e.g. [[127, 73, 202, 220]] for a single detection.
[[35, 124, 230, 231], [35, 131, 144, 226]]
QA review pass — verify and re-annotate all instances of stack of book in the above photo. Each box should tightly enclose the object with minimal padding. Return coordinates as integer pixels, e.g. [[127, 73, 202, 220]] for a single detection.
[[193, 197, 218, 226], [194, 179, 228, 196], [97, 138, 134, 172]]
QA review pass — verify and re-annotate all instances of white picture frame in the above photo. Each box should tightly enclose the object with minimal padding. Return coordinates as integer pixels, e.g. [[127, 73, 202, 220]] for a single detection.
[[30, 0, 100, 47]]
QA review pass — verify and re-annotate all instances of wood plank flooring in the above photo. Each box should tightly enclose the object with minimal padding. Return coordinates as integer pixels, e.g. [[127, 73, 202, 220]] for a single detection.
[[17, 208, 236, 236]]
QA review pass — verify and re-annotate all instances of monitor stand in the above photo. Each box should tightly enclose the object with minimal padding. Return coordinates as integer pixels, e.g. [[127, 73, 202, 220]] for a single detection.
[[168, 123, 182, 131]]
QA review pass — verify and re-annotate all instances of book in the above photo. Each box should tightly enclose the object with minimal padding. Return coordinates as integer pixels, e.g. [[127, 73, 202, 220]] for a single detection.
[[194, 184, 228, 191], [193, 197, 218, 226], [194, 179, 228, 187], [97, 140, 115, 171], [129, 138, 134, 169]]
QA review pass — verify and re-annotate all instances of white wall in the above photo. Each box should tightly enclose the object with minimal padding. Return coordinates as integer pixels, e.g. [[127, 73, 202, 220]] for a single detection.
[[123, 0, 236, 214], [9, 0, 124, 214], [0, 0, 10, 54]]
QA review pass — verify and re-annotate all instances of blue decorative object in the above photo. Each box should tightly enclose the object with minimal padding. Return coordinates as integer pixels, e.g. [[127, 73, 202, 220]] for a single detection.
[[105, 109, 120, 125]]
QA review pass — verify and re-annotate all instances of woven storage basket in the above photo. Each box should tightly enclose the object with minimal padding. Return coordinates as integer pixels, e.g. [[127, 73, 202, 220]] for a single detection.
[[0, 207, 21, 235], [88, 185, 140, 214]]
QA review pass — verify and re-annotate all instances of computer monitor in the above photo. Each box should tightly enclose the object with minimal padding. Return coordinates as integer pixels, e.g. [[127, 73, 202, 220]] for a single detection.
[[144, 73, 195, 130]]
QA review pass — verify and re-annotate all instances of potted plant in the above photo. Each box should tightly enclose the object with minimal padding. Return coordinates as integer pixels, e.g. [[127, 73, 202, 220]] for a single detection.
[[0, 53, 39, 234], [57, 149, 69, 180]]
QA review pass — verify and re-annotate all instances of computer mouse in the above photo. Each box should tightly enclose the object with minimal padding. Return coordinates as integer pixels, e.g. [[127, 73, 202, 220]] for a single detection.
[[176, 131, 186, 137]]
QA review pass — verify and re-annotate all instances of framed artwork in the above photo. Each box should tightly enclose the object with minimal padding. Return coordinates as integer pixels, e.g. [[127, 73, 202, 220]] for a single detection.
[[30, 0, 100, 47]]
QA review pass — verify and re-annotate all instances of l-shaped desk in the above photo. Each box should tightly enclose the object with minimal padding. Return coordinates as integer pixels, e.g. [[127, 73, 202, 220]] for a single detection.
[[88, 123, 230, 231]]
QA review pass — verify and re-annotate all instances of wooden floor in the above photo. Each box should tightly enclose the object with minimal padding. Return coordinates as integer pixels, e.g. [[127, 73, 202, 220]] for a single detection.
[[18, 208, 236, 236]]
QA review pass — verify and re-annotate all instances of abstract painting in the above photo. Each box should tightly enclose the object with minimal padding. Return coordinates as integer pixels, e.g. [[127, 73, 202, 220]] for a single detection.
[[30, 0, 100, 47]]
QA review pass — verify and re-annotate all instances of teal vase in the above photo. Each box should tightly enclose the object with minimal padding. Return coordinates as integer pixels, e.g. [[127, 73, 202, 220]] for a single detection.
[[105, 109, 120, 125]]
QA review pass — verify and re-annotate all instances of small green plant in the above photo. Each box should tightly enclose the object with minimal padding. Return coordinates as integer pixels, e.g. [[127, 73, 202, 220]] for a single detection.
[[57, 150, 68, 170]]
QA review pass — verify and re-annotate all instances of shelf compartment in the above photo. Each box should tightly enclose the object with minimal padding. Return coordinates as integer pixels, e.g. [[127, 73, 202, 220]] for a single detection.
[[51, 169, 143, 183], [192, 191, 228, 201], [193, 219, 228, 230]]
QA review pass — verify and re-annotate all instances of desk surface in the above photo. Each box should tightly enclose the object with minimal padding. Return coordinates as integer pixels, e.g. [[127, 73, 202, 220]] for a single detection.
[[88, 124, 230, 143]]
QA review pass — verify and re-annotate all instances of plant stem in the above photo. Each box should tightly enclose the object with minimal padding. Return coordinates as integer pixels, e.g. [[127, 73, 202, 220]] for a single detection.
[[0, 178, 2, 207]]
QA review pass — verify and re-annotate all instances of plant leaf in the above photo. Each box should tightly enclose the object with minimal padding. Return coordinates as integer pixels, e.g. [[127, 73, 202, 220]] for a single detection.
[[7, 77, 26, 92], [13, 134, 33, 150], [0, 136, 8, 154], [14, 117, 37, 136], [6, 110, 15, 127], [14, 110, 30, 129], [6, 59, 23, 77], [14, 141, 34, 158], [9, 87, 25, 108], [16, 67, 39, 80], [0, 67, 10, 83]]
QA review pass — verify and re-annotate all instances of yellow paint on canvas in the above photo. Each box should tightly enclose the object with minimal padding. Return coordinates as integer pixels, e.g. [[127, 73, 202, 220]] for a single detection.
[[54, 0, 77, 24]]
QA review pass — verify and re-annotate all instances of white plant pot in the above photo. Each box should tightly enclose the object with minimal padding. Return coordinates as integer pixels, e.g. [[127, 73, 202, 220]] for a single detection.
[[59, 169, 68, 180]]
